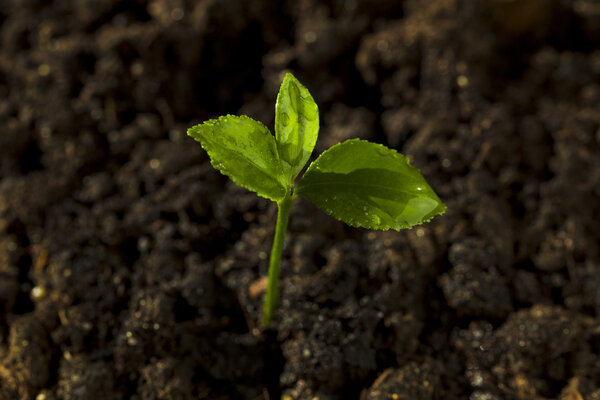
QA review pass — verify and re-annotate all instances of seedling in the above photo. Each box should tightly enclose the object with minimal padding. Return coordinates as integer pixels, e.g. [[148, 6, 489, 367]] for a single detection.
[[188, 73, 446, 327]]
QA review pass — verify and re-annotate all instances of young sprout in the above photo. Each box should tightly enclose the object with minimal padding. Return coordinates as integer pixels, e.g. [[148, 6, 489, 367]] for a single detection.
[[188, 73, 446, 327]]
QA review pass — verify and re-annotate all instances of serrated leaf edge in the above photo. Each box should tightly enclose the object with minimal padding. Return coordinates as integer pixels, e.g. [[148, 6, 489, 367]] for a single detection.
[[297, 138, 447, 231]]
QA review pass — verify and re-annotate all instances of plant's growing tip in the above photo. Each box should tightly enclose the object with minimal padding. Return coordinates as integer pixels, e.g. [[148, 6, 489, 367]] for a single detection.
[[187, 72, 446, 327]]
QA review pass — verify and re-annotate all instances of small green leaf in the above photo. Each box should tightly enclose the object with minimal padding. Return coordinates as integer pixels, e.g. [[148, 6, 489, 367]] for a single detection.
[[295, 139, 446, 231], [275, 72, 319, 182], [187, 115, 287, 201]]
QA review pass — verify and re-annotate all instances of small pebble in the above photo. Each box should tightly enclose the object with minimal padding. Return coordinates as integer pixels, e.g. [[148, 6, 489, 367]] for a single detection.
[[457, 75, 469, 87], [30, 286, 46, 301], [38, 64, 51, 76]]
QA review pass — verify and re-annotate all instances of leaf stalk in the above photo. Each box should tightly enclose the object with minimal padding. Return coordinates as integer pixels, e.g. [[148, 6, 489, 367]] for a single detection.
[[262, 192, 294, 327]]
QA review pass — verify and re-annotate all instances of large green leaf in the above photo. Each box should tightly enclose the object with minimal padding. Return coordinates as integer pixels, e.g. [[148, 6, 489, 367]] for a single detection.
[[295, 139, 446, 230], [275, 73, 319, 182], [187, 115, 287, 201]]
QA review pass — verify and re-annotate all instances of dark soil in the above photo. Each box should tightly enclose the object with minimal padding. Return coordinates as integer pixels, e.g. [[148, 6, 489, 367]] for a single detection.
[[1, 0, 599, 399]]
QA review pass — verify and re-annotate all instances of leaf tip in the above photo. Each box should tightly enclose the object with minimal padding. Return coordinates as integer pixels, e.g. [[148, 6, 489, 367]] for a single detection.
[[283, 71, 296, 82], [187, 123, 204, 141]]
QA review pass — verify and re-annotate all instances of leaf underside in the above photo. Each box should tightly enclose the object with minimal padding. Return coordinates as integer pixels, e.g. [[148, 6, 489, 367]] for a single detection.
[[187, 115, 287, 202], [296, 139, 446, 231], [275, 73, 319, 182]]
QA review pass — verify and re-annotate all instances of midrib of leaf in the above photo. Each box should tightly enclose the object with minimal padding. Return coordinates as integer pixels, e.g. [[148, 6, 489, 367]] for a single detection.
[[283, 114, 311, 174], [298, 180, 421, 198], [226, 146, 282, 182]]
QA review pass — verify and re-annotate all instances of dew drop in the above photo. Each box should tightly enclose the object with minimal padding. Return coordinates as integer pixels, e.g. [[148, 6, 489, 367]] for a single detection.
[[375, 148, 388, 157]]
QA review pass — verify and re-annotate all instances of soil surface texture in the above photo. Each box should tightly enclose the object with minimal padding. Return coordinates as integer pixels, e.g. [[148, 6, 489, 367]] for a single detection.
[[1, 0, 600, 399]]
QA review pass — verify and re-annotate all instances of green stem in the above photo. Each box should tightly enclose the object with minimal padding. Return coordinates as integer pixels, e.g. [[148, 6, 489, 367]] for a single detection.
[[262, 193, 294, 327]]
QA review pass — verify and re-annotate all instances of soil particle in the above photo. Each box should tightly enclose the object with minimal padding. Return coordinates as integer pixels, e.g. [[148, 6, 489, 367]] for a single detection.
[[441, 238, 512, 318], [441, 262, 512, 319], [193, 332, 265, 397], [0, 235, 21, 314], [455, 305, 599, 399], [178, 253, 216, 312], [114, 289, 176, 375], [57, 355, 114, 400], [0, 315, 50, 399], [138, 357, 194, 400], [362, 359, 442, 400], [317, 104, 375, 151], [280, 320, 345, 393]]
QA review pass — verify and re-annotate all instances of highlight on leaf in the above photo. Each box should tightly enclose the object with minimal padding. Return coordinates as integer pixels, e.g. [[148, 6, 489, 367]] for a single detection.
[[275, 72, 319, 182], [295, 139, 446, 231]]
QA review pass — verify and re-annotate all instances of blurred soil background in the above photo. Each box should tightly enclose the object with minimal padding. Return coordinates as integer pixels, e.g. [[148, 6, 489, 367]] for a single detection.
[[0, 0, 599, 399]]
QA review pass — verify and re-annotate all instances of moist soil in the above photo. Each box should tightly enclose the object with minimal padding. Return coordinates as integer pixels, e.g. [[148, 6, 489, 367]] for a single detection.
[[1, 0, 600, 399]]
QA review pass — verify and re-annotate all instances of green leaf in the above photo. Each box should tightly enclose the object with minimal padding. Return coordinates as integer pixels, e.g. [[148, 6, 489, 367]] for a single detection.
[[275, 72, 319, 182], [187, 115, 287, 201], [295, 139, 446, 231]]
